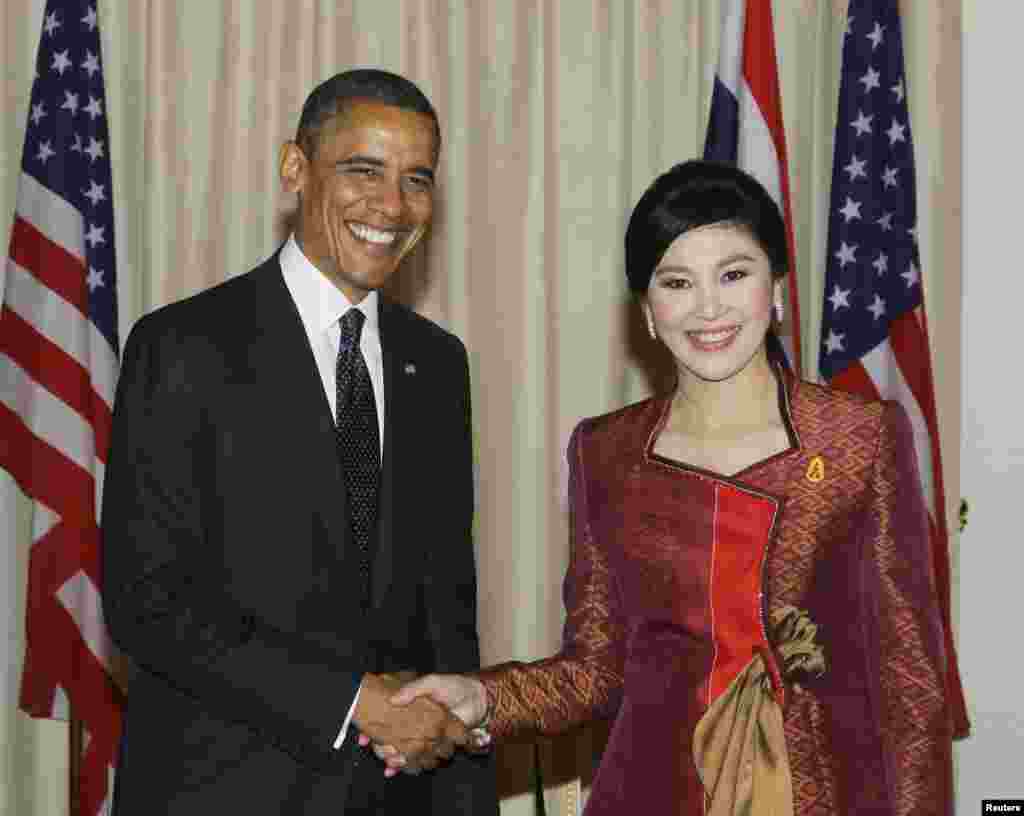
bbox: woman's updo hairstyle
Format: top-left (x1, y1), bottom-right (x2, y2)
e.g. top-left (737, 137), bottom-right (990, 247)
top-left (624, 159), bottom-right (788, 294)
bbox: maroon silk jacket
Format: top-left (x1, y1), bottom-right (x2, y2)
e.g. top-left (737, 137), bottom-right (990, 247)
top-left (479, 372), bottom-right (953, 815)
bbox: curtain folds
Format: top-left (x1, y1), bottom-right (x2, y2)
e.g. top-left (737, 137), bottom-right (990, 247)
top-left (1, 2), bottom-right (960, 814)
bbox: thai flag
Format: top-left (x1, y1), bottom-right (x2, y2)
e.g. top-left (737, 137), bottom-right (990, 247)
top-left (704, 0), bottom-right (802, 373)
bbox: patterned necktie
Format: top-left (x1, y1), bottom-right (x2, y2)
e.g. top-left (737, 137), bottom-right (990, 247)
top-left (335, 308), bottom-right (380, 608)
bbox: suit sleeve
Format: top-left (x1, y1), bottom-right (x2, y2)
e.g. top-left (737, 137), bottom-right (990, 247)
top-left (101, 316), bottom-right (361, 771)
top-left (868, 401), bottom-right (953, 814)
top-left (421, 338), bottom-right (498, 814)
top-left (476, 421), bottom-right (626, 740)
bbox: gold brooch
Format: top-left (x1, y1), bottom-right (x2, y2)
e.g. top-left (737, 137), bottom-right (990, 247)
top-left (805, 456), bottom-right (825, 483)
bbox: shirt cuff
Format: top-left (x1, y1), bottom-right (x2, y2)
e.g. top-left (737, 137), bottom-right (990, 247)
top-left (332, 681), bottom-right (363, 749)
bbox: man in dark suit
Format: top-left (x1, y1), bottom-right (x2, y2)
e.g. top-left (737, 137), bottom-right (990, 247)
top-left (101, 69), bottom-right (496, 815)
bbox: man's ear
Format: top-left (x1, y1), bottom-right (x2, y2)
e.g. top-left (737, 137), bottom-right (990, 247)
top-left (279, 141), bottom-right (307, 195)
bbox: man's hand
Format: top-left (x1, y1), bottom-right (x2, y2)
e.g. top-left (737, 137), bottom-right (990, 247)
top-left (352, 673), bottom-right (468, 774)
top-left (360, 673), bottom-right (490, 776)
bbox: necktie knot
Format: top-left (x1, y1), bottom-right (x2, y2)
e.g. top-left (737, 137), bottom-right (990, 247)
top-left (339, 308), bottom-right (366, 352)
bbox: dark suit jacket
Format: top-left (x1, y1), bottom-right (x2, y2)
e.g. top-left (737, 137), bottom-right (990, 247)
top-left (101, 253), bottom-right (496, 815)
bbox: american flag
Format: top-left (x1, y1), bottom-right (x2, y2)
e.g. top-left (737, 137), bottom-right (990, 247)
top-left (819, 0), bottom-right (968, 738)
top-left (704, 0), bottom-right (802, 372)
top-left (0, 1), bottom-right (124, 812)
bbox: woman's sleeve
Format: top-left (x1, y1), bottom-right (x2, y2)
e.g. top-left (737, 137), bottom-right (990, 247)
top-left (476, 422), bottom-right (626, 740)
top-left (869, 401), bottom-right (954, 814)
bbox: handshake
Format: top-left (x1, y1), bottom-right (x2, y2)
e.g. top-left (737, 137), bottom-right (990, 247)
top-left (351, 672), bottom-right (491, 776)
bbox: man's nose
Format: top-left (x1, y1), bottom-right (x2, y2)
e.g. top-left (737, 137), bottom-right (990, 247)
top-left (370, 176), bottom-right (404, 216)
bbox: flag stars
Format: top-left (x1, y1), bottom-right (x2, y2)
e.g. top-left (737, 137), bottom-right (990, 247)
top-left (84, 180), bottom-right (106, 206)
top-left (876, 212), bottom-right (894, 232)
top-left (891, 78), bottom-right (905, 103)
top-left (829, 285), bottom-right (852, 311)
top-left (70, 133), bottom-right (83, 153)
top-left (86, 267), bottom-right (106, 292)
top-left (850, 110), bottom-right (874, 137)
top-left (84, 96), bottom-right (103, 120)
top-left (825, 330), bottom-right (845, 355)
top-left (82, 51), bottom-right (100, 78)
top-left (43, 11), bottom-right (61, 37)
top-left (61, 90), bottom-right (80, 115)
top-left (882, 166), bottom-right (900, 189)
top-left (844, 154), bottom-right (867, 182)
top-left (867, 21), bottom-right (884, 50)
top-left (30, 102), bottom-right (47, 126)
top-left (36, 141), bottom-right (56, 164)
top-left (902, 262), bottom-right (920, 288)
top-left (872, 252), bottom-right (889, 275)
top-left (51, 50), bottom-right (73, 76)
top-left (886, 119), bottom-right (907, 145)
top-left (82, 6), bottom-right (98, 31)
top-left (868, 294), bottom-right (886, 321)
top-left (908, 224), bottom-right (918, 243)
top-left (835, 241), bottom-right (858, 268)
top-left (839, 196), bottom-right (862, 223)
top-left (85, 224), bottom-right (106, 249)
top-left (84, 137), bottom-right (104, 162)
top-left (859, 66), bottom-right (881, 93)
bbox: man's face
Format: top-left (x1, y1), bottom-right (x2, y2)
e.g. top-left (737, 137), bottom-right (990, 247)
top-left (281, 100), bottom-right (438, 302)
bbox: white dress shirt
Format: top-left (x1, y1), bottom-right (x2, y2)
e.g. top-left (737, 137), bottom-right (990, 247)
top-left (279, 234), bottom-right (382, 748)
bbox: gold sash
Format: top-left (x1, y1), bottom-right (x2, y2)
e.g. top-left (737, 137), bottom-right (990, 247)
top-left (693, 606), bottom-right (826, 816)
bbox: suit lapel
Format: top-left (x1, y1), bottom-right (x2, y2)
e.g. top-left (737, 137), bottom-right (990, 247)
top-left (372, 298), bottom-right (415, 607)
top-left (246, 258), bottom-right (350, 545)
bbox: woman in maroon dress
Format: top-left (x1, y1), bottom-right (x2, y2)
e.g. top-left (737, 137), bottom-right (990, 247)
top-left (376, 160), bottom-right (954, 814)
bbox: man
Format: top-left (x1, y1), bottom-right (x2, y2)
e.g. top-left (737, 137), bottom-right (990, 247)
top-left (102, 69), bottom-right (496, 815)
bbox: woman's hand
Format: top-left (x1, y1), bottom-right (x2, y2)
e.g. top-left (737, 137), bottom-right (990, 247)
top-left (359, 673), bottom-right (490, 776)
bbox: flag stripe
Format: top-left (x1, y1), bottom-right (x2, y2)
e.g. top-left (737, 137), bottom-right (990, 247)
top-left (4, 257), bottom-right (117, 408)
top-left (15, 171), bottom-right (86, 264)
top-left (0, 354), bottom-right (101, 475)
top-left (57, 570), bottom-right (115, 675)
top-left (9, 217), bottom-right (88, 315)
top-left (858, 335), bottom-right (936, 516)
top-left (0, 403), bottom-right (97, 526)
top-left (0, 307), bottom-right (113, 456)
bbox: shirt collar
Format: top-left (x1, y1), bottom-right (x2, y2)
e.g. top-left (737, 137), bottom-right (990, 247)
top-left (280, 234), bottom-right (380, 338)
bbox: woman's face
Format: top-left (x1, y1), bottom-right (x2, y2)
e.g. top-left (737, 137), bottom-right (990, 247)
top-left (644, 223), bottom-right (781, 384)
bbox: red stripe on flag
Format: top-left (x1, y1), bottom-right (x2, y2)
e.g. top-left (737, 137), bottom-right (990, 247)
top-left (0, 307), bottom-right (112, 457)
top-left (828, 359), bottom-right (881, 402)
top-left (0, 401), bottom-right (96, 524)
top-left (741, 0), bottom-right (802, 373)
top-left (9, 217), bottom-right (89, 315)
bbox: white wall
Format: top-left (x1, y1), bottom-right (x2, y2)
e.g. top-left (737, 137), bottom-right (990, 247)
top-left (956, 2), bottom-right (1024, 809)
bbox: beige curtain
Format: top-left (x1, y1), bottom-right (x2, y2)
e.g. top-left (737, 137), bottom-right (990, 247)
top-left (0, 2), bottom-right (961, 814)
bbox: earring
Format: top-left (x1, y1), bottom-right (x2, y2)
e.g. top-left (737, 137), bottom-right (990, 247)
top-left (646, 314), bottom-right (657, 341)
top-left (774, 301), bottom-right (784, 323)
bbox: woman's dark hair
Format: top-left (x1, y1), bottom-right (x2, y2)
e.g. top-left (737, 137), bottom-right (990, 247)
top-left (624, 159), bottom-right (788, 293)
top-left (295, 68), bottom-right (440, 159)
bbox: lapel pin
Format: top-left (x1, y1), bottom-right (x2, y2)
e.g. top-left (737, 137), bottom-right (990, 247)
top-left (404, 363), bottom-right (417, 375)
top-left (805, 455), bottom-right (826, 484)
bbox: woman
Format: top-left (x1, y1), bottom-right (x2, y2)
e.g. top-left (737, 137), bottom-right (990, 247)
top-left (375, 160), bottom-right (954, 814)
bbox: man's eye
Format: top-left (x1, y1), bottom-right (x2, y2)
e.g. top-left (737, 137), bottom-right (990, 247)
top-left (346, 166), bottom-right (379, 178)
top-left (404, 175), bottom-right (433, 192)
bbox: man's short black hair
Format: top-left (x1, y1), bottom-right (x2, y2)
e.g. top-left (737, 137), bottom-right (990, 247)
top-left (295, 68), bottom-right (441, 159)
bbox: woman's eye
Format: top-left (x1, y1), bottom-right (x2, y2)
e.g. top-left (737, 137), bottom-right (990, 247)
top-left (722, 268), bottom-right (748, 283)
top-left (661, 277), bottom-right (691, 290)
